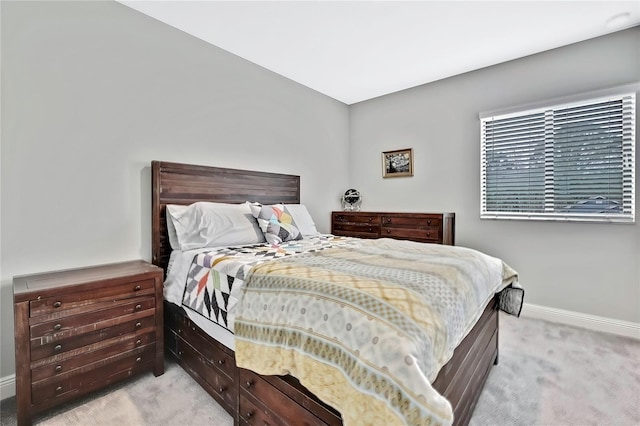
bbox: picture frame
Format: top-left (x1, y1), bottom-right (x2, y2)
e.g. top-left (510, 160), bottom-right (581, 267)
top-left (382, 148), bottom-right (413, 178)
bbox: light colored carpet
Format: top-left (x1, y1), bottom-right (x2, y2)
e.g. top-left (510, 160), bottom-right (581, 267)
top-left (1, 360), bottom-right (233, 426)
top-left (38, 389), bottom-right (146, 426)
top-left (1, 314), bottom-right (639, 425)
top-left (470, 314), bottom-right (640, 426)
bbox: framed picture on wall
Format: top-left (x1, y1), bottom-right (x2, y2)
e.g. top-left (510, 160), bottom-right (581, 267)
top-left (382, 148), bottom-right (413, 178)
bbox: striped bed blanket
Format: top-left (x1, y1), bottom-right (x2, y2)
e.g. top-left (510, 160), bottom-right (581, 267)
top-left (234, 237), bottom-right (522, 426)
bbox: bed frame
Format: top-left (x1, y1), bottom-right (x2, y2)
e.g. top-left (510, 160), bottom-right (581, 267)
top-left (151, 160), bottom-right (499, 426)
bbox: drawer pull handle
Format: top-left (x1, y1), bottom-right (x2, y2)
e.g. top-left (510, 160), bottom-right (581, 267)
top-left (219, 387), bottom-right (225, 393)
top-left (135, 322), bottom-right (142, 329)
top-left (55, 386), bottom-right (63, 393)
top-left (55, 365), bottom-right (63, 373)
top-left (135, 304), bottom-right (142, 311)
top-left (53, 323), bottom-right (62, 331)
top-left (387, 218), bottom-right (391, 223)
top-left (427, 220), bottom-right (432, 225)
top-left (136, 339), bottom-right (142, 346)
top-left (136, 357), bottom-right (142, 363)
top-left (178, 351), bottom-right (183, 356)
top-left (246, 411), bottom-right (253, 419)
top-left (217, 359), bottom-right (225, 365)
top-left (54, 344), bottom-right (62, 352)
top-left (246, 380), bottom-right (253, 388)
top-left (53, 301), bottom-right (62, 308)
top-left (134, 285), bottom-right (141, 291)
top-left (386, 229), bottom-right (391, 234)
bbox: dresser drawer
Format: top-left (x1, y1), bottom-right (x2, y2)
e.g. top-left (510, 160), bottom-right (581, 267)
top-left (381, 215), bottom-right (441, 228)
top-left (240, 392), bottom-right (302, 426)
top-left (30, 314), bottom-right (156, 361)
top-left (381, 226), bottom-right (440, 242)
top-left (240, 369), bottom-right (325, 426)
top-left (176, 321), bottom-right (236, 378)
top-left (332, 213), bottom-right (379, 224)
top-left (239, 392), bottom-right (276, 425)
top-left (31, 331), bottom-right (155, 382)
top-left (30, 296), bottom-right (155, 339)
top-left (332, 224), bottom-right (379, 238)
top-left (31, 345), bottom-right (156, 405)
top-left (29, 278), bottom-right (155, 319)
top-left (176, 338), bottom-right (236, 410)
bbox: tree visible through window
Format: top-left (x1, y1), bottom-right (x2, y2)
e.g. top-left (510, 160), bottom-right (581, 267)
top-left (480, 91), bottom-right (635, 222)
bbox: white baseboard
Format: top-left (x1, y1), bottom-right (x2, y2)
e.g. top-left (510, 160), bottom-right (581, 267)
top-left (1, 374), bottom-right (15, 400)
top-left (521, 302), bottom-right (640, 340)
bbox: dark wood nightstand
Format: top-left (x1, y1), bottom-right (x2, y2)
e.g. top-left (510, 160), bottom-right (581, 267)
top-left (331, 211), bottom-right (455, 245)
top-left (13, 260), bottom-right (164, 425)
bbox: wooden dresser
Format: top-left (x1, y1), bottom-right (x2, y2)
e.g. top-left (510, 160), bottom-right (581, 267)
top-left (13, 260), bottom-right (164, 425)
top-left (332, 211), bottom-right (455, 245)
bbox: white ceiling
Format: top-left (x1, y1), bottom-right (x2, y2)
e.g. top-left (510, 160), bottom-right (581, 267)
top-left (119, 1), bottom-right (640, 105)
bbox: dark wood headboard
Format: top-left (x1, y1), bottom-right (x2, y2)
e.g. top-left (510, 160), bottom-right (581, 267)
top-left (151, 161), bottom-right (301, 272)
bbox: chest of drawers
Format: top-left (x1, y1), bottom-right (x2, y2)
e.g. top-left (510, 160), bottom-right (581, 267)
top-left (331, 211), bottom-right (455, 245)
top-left (13, 260), bottom-right (164, 425)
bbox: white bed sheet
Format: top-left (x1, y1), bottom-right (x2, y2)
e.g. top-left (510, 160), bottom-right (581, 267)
top-left (165, 247), bottom-right (238, 349)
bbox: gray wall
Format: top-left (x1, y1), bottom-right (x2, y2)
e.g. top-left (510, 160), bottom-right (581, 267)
top-left (349, 27), bottom-right (640, 324)
top-left (0, 1), bottom-right (349, 381)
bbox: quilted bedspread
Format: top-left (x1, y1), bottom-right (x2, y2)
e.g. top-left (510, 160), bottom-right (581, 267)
top-left (234, 237), bottom-right (522, 426)
top-left (181, 237), bottom-right (339, 332)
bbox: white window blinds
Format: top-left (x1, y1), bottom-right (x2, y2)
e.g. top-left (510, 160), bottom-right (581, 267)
top-left (480, 91), bottom-right (635, 222)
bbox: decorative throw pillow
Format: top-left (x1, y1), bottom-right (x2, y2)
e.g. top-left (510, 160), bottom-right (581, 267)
top-left (251, 203), bottom-right (303, 244)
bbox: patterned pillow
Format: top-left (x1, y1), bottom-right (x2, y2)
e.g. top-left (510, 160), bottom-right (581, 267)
top-left (251, 203), bottom-right (303, 244)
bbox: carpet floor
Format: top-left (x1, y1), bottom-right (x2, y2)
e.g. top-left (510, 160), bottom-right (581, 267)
top-left (1, 313), bottom-right (639, 426)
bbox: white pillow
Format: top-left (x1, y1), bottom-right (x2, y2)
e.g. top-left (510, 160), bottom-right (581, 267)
top-left (166, 204), bottom-right (187, 250)
top-left (284, 204), bottom-right (320, 237)
top-left (166, 202), bottom-right (265, 250)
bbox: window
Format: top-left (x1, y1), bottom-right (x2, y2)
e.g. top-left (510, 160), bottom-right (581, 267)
top-left (480, 88), bottom-right (636, 223)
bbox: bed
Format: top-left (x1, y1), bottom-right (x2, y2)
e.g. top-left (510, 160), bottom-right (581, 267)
top-left (151, 160), bottom-right (522, 426)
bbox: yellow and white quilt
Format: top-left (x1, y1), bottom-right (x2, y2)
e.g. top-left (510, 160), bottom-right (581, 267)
top-left (234, 237), bottom-right (521, 426)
